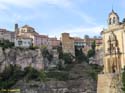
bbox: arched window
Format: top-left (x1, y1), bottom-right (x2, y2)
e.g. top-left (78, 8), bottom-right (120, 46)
top-left (113, 17), bottom-right (115, 24)
top-left (109, 18), bottom-right (112, 25)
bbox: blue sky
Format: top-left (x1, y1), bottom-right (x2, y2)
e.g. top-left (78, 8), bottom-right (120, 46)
top-left (0, 0), bottom-right (124, 38)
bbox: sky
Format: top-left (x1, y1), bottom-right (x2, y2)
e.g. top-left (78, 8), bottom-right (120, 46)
top-left (0, 0), bottom-right (124, 38)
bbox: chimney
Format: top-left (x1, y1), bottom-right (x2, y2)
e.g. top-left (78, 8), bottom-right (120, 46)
top-left (15, 23), bottom-right (18, 39)
top-left (15, 23), bottom-right (18, 31)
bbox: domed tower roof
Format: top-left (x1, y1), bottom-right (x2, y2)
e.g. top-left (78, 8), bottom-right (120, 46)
top-left (108, 9), bottom-right (119, 25)
top-left (109, 9), bottom-right (119, 18)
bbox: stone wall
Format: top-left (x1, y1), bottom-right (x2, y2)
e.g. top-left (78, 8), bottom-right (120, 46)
top-left (97, 73), bottom-right (123, 93)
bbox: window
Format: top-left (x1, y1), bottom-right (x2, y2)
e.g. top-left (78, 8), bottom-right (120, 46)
top-left (28, 41), bottom-right (31, 45)
top-left (113, 17), bottom-right (115, 24)
top-left (109, 18), bottom-right (112, 25)
top-left (18, 40), bottom-right (22, 45)
top-left (24, 41), bottom-right (27, 44)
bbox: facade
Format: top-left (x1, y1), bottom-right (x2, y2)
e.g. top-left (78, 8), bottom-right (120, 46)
top-left (16, 25), bottom-right (40, 46)
top-left (0, 29), bottom-right (15, 42)
top-left (48, 37), bottom-right (60, 48)
top-left (33, 34), bottom-right (42, 47)
top-left (95, 38), bottom-right (103, 50)
top-left (61, 33), bottom-right (75, 56)
top-left (15, 36), bottom-right (32, 47)
top-left (74, 37), bottom-right (86, 47)
top-left (61, 33), bottom-right (102, 56)
top-left (97, 10), bottom-right (124, 93)
top-left (40, 35), bottom-right (48, 47)
top-left (102, 10), bottom-right (125, 73)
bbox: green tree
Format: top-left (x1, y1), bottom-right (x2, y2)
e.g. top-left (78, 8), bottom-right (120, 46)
top-left (0, 40), bottom-right (14, 48)
top-left (87, 40), bottom-right (96, 58)
top-left (57, 46), bottom-right (63, 59)
top-left (87, 49), bottom-right (94, 58)
top-left (122, 18), bottom-right (125, 23)
top-left (84, 35), bottom-right (89, 39)
top-left (0, 64), bottom-right (23, 89)
top-left (75, 47), bottom-right (87, 63)
top-left (57, 60), bottom-right (64, 70)
top-left (24, 66), bottom-right (39, 81)
top-left (91, 40), bottom-right (96, 51)
top-left (63, 53), bottom-right (73, 64)
top-left (39, 70), bottom-right (47, 82)
top-left (42, 48), bottom-right (53, 61)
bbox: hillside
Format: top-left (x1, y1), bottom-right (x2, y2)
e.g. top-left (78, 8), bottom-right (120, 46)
top-left (11, 63), bottom-right (102, 93)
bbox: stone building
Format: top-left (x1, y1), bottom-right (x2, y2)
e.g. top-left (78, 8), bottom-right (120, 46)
top-left (40, 35), bottom-right (49, 47)
top-left (48, 37), bottom-right (60, 49)
top-left (16, 24), bottom-right (41, 47)
top-left (74, 37), bottom-right (86, 48)
top-left (0, 29), bottom-right (15, 42)
top-left (102, 10), bottom-right (125, 73)
top-left (97, 10), bottom-right (124, 93)
top-left (61, 33), bottom-right (75, 56)
top-left (15, 36), bottom-right (32, 48)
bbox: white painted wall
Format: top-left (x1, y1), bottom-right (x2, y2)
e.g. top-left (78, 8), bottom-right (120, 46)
top-left (15, 38), bottom-right (32, 48)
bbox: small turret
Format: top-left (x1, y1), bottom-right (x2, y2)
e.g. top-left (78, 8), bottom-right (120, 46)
top-left (108, 9), bottom-right (119, 26)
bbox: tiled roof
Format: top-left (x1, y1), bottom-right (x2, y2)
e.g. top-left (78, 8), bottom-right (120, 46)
top-left (40, 35), bottom-right (48, 38)
top-left (22, 25), bottom-right (34, 29)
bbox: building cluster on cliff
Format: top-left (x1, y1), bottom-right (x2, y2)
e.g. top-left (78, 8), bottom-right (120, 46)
top-left (0, 24), bottom-right (102, 58)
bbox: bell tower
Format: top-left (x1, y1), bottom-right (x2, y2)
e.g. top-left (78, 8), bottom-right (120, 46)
top-left (108, 9), bottom-right (119, 26)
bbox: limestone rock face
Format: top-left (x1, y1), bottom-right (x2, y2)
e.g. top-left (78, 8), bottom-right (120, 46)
top-left (0, 48), bottom-right (44, 72)
top-left (13, 63), bottom-right (97, 93)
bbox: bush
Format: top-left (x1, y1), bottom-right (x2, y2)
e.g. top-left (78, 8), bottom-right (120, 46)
top-left (0, 65), bottom-right (48, 88)
top-left (88, 64), bottom-right (103, 80)
top-left (46, 71), bottom-right (69, 81)
top-left (29, 46), bottom-right (39, 50)
top-left (87, 40), bottom-right (96, 58)
top-left (75, 47), bottom-right (88, 63)
top-left (24, 66), bottom-right (39, 81)
top-left (0, 40), bottom-right (14, 48)
top-left (0, 64), bottom-right (24, 88)
top-left (87, 49), bottom-right (95, 58)
top-left (39, 70), bottom-right (47, 82)
top-left (42, 48), bottom-right (53, 61)
top-left (63, 53), bottom-right (73, 64)
top-left (57, 46), bottom-right (63, 59)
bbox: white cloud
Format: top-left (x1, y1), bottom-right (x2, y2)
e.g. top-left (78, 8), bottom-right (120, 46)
top-left (0, 0), bottom-right (72, 8)
top-left (0, 0), bottom-right (94, 25)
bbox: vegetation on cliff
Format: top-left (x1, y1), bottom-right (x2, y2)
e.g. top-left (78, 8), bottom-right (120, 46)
top-left (87, 40), bottom-right (96, 58)
top-left (0, 40), bottom-right (14, 49)
top-left (0, 65), bottom-right (47, 89)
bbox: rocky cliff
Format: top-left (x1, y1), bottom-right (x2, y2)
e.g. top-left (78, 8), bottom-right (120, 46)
top-left (0, 48), bottom-right (44, 72)
top-left (0, 48), bottom-right (99, 93)
top-left (12, 63), bottom-right (98, 93)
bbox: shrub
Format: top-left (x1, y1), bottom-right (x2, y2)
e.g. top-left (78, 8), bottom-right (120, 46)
top-left (0, 64), bottom-right (24, 88)
top-left (57, 46), bottom-right (63, 59)
top-left (75, 47), bottom-right (88, 63)
top-left (46, 71), bottom-right (69, 81)
top-left (0, 40), bottom-right (14, 48)
top-left (63, 53), bottom-right (73, 64)
top-left (39, 70), bottom-right (47, 82)
top-left (29, 46), bottom-right (39, 50)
